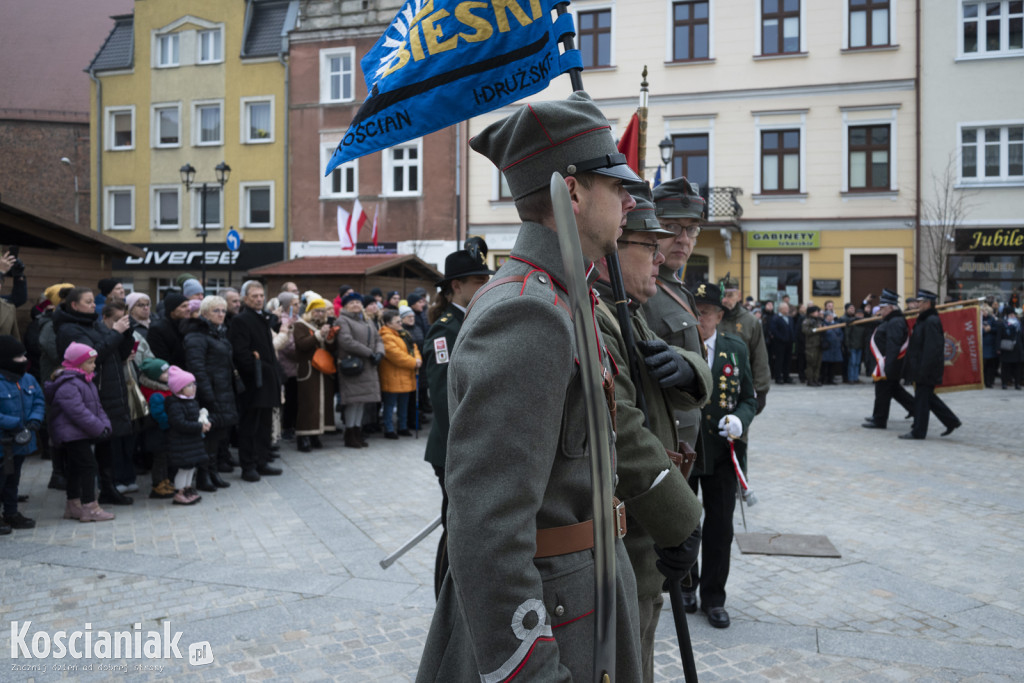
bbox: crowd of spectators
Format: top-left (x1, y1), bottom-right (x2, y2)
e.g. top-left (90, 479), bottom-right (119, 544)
top-left (0, 257), bottom-right (436, 531)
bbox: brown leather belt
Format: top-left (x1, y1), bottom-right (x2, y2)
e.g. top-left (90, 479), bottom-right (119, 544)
top-left (534, 498), bottom-right (627, 558)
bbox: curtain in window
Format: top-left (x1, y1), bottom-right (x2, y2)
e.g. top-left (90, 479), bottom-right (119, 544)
top-left (249, 103), bottom-right (271, 139)
top-left (201, 106), bottom-right (220, 143)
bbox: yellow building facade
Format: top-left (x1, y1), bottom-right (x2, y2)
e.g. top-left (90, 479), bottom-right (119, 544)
top-left (89, 0), bottom-right (294, 295)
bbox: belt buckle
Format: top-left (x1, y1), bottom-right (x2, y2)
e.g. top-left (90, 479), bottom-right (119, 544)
top-left (612, 499), bottom-right (627, 539)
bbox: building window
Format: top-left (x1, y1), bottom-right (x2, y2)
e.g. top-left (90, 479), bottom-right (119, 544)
top-left (320, 47), bottom-right (355, 103)
top-left (848, 124), bottom-right (890, 190)
top-left (670, 134), bottom-right (710, 190)
top-left (499, 172), bottom-right (514, 201)
top-left (849, 0), bottom-right (890, 48)
top-left (384, 139), bottom-right (422, 196)
top-left (762, 0), bottom-right (801, 55)
top-left (322, 144), bottom-right (358, 197)
top-left (198, 29), bottom-right (223, 63)
top-left (761, 129), bottom-right (800, 193)
top-left (157, 33), bottom-right (179, 67)
top-left (106, 187), bottom-right (134, 230)
top-left (757, 254), bottom-right (803, 303)
top-left (193, 186), bottom-right (222, 229)
top-left (672, 1), bottom-right (710, 61)
top-left (241, 183), bottom-right (274, 228)
top-left (579, 9), bottom-right (612, 68)
top-left (153, 105), bottom-right (180, 147)
top-left (153, 187), bottom-right (179, 229)
top-left (962, 1), bottom-right (1024, 56)
top-left (193, 101), bottom-right (223, 146)
top-left (107, 107), bottom-right (134, 150)
top-left (242, 97), bottom-right (274, 143)
top-left (961, 124), bottom-right (1024, 182)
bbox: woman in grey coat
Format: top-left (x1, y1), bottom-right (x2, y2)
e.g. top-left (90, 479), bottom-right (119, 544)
top-left (334, 292), bottom-right (383, 448)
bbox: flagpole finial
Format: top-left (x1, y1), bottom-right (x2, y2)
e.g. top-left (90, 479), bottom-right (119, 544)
top-left (641, 65), bottom-right (648, 91)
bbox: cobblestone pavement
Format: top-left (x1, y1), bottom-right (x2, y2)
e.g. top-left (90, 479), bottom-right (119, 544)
top-left (2, 384), bottom-right (1022, 682)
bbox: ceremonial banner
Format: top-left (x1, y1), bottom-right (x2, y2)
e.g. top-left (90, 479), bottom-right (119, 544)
top-left (325, 0), bottom-right (581, 176)
top-left (906, 303), bottom-right (983, 393)
top-left (616, 112), bottom-right (640, 174)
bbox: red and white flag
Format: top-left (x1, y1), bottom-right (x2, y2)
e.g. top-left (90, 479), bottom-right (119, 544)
top-left (337, 205), bottom-right (354, 250)
top-left (371, 206), bottom-right (379, 246)
top-left (350, 198), bottom-right (369, 240)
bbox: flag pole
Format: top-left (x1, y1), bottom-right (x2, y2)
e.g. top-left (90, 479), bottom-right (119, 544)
top-left (638, 66), bottom-right (649, 180)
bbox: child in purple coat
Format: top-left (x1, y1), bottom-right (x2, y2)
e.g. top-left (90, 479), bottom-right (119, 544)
top-left (45, 342), bottom-right (114, 522)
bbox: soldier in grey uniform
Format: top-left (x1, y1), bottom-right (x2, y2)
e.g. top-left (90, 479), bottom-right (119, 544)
top-left (718, 273), bottom-right (771, 414)
top-left (416, 93), bottom-right (645, 683)
top-left (594, 181), bottom-right (709, 682)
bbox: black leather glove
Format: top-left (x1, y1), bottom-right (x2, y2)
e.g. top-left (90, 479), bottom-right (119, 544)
top-left (26, 420), bottom-right (42, 431)
top-left (636, 338), bottom-right (695, 389)
top-left (8, 259), bottom-right (25, 278)
top-left (756, 392), bottom-right (767, 415)
top-left (656, 525), bottom-right (701, 589)
top-left (371, 352), bottom-right (384, 366)
top-left (99, 427), bottom-right (111, 439)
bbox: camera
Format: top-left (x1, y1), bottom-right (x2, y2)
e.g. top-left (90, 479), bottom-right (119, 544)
top-left (6, 246), bottom-right (25, 278)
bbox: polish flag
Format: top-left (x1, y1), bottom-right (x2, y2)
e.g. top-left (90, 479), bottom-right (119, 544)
top-left (371, 206), bottom-right (379, 246)
top-left (337, 205), bottom-right (354, 250)
top-left (350, 198), bottom-right (369, 240)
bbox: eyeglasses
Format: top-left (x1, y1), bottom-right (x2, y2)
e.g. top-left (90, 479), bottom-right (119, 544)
top-left (663, 223), bottom-right (702, 238)
top-left (617, 240), bottom-right (661, 258)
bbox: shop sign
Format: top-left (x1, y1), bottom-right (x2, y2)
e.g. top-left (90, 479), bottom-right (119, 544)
top-left (746, 231), bottom-right (820, 249)
top-left (114, 242), bottom-right (284, 271)
top-left (954, 227), bottom-right (1024, 252)
top-left (356, 242), bottom-right (398, 255)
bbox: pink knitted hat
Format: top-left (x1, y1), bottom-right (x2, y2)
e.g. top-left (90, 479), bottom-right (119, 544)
top-left (63, 342), bottom-right (97, 367)
top-left (167, 366), bottom-right (196, 395)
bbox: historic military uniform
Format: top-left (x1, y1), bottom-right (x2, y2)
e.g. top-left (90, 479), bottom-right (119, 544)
top-left (422, 247), bottom-right (494, 597)
top-left (595, 182), bottom-right (709, 682)
top-left (690, 283), bottom-right (758, 626)
top-left (802, 306), bottom-right (824, 386)
top-left (417, 94), bottom-right (644, 683)
top-left (717, 274), bottom-right (771, 413)
top-left (863, 289), bottom-right (914, 429)
top-left (900, 289), bottom-right (961, 439)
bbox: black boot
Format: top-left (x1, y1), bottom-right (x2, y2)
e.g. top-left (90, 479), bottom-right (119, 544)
top-left (98, 473), bottom-right (133, 505)
top-left (309, 435), bottom-right (323, 449)
top-left (209, 469), bottom-right (231, 488)
top-left (297, 436), bottom-right (312, 452)
top-left (355, 426), bottom-right (369, 447)
top-left (48, 445), bottom-right (68, 490)
top-left (195, 467), bottom-right (217, 492)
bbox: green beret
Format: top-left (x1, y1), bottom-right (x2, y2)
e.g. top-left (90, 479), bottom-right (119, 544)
top-left (470, 92), bottom-right (641, 201)
top-left (653, 176), bottom-right (706, 220)
top-left (624, 180), bottom-right (673, 235)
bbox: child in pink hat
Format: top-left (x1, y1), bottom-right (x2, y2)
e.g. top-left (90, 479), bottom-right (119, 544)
top-left (44, 342), bottom-right (114, 522)
top-left (164, 366), bottom-right (211, 505)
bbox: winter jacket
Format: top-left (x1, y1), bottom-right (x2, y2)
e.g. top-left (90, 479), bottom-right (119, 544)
top-left (0, 371), bottom-right (46, 456)
top-left (228, 306), bottom-right (282, 409)
top-left (335, 311), bottom-right (384, 405)
top-left (147, 315), bottom-right (188, 369)
top-left (36, 312), bottom-right (60, 382)
top-left (44, 371), bottom-right (111, 445)
top-left (998, 318), bottom-right (1023, 363)
top-left (164, 395), bottom-right (208, 469)
top-left (22, 309), bottom-right (47, 382)
top-left (182, 316), bottom-right (239, 429)
top-left (140, 381), bottom-right (172, 453)
top-left (905, 306), bottom-right (947, 386)
top-left (822, 325), bottom-right (845, 362)
top-left (53, 303), bottom-right (134, 437)
top-left (379, 325), bottom-right (421, 393)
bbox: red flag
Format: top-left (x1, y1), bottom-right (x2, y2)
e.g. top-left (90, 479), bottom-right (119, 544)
top-left (371, 206), bottom-right (379, 246)
top-left (350, 199), bottom-right (368, 239)
top-left (906, 303), bottom-right (984, 392)
top-left (616, 113), bottom-right (640, 174)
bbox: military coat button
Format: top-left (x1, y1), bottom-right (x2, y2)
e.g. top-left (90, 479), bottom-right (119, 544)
top-left (537, 275), bottom-right (548, 285)
top-left (554, 605), bottom-right (565, 617)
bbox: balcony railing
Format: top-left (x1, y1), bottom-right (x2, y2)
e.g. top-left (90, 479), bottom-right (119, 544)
top-left (701, 186), bottom-right (744, 220)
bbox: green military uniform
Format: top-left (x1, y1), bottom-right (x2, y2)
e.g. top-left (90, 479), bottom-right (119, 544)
top-left (718, 302), bottom-right (771, 413)
top-left (641, 265), bottom-right (705, 463)
top-left (422, 305), bottom-right (463, 475)
top-left (802, 313), bottom-right (823, 385)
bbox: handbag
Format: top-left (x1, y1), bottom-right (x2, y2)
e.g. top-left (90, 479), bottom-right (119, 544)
top-left (313, 347), bottom-right (337, 375)
top-left (125, 364), bottom-right (149, 421)
top-left (1000, 337), bottom-right (1017, 352)
top-left (232, 368), bottom-right (246, 394)
top-left (339, 356), bottom-right (364, 377)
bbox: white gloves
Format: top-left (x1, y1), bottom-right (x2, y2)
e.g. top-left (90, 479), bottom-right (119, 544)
top-left (718, 414), bottom-right (743, 439)
top-left (198, 407), bottom-right (211, 426)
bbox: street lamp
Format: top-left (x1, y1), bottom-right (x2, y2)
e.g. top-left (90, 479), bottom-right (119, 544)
top-left (60, 157), bottom-right (80, 224)
top-left (180, 161), bottom-right (230, 288)
top-left (658, 137), bottom-right (674, 178)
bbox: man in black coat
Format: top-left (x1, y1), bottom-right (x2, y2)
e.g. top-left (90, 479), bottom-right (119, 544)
top-left (768, 301), bottom-right (795, 383)
top-left (899, 290), bottom-right (961, 439)
top-left (147, 292), bottom-right (191, 369)
top-left (863, 289), bottom-right (915, 430)
top-left (228, 280), bottom-right (282, 481)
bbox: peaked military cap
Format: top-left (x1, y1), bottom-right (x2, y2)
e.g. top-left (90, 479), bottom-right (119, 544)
top-left (718, 271), bottom-right (740, 291)
top-left (436, 249), bottom-right (495, 287)
top-left (916, 289), bottom-right (938, 302)
top-left (624, 180), bottom-right (673, 234)
top-left (879, 288), bottom-right (900, 306)
top-left (653, 176), bottom-right (706, 220)
top-left (693, 281), bottom-right (726, 310)
top-left (470, 92), bottom-right (642, 201)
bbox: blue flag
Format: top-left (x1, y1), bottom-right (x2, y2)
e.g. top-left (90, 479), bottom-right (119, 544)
top-left (324, 0), bottom-right (581, 176)
top-left (653, 166), bottom-right (662, 188)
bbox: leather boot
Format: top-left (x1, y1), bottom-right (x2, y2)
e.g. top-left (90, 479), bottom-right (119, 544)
top-left (344, 428), bottom-right (360, 448)
top-left (309, 435), bottom-right (323, 449)
top-left (297, 436), bottom-right (312, 452)
top-left (79, 501), bottom-right (115, 522)
top-left (355, 427), bottom-right (369, 447)
top-left (63, 498), bottom-right (82, 520)
top-left (209, 469), bottom-right (231, 488)
top-left (195, 467), bottom-right (217, 492)
top-left (98, 473), bottom-right (133, 505)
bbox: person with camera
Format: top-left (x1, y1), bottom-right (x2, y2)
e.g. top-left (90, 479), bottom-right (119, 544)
top-left (0, 249), bottom-right (28, 337)
top-left (0, 335), bottom-right (45, 533)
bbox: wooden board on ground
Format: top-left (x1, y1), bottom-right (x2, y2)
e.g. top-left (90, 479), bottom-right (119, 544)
top-left (735, 533), bottom-right (841, 558)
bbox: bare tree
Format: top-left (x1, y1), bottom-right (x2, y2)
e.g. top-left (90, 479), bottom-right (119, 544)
top-left (919, 153), bottom-right (976, 299)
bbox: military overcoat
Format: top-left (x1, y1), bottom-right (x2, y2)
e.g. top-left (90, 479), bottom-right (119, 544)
top-left (697, 331), bottom-right (758, 476)
top-left (422, 305), bottom-right (464, 471)
top-left (416, 222), bottom-right (643, 683)
top-left (870, 310), bottom-right (909, 380)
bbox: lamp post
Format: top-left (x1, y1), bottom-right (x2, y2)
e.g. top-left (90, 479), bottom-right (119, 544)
top-left (60, 157), bottom-right (80, 224)
top-left (658, 137), bottom-right (674, 179)
top-left (180, 161), bottom-right (230, 288)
